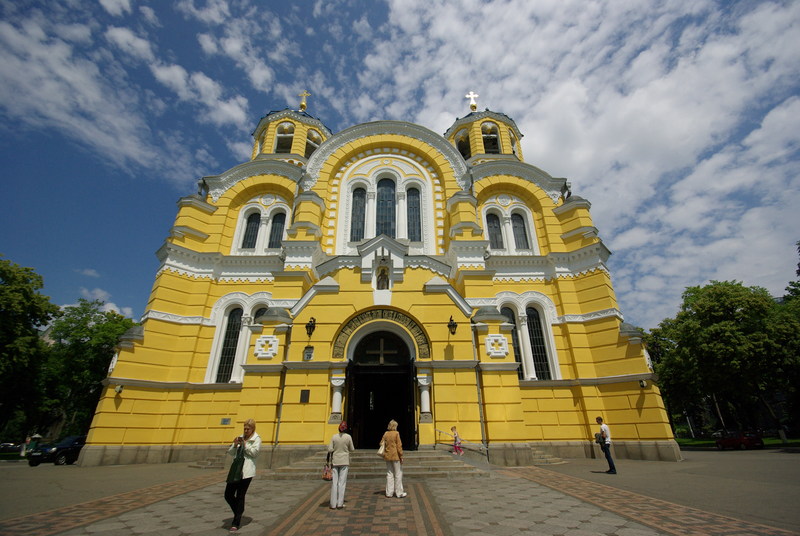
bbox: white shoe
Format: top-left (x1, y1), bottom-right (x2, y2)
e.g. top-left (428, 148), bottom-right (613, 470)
top-left (398, 492), bottom-right (407, 498)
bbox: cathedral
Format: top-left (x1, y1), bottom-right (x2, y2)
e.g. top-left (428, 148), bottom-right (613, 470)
top-left (81, 93), bottom-right (679, 467)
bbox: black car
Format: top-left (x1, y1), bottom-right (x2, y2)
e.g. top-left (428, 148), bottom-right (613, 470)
top-left (27, 435), bottom-right (86, 466)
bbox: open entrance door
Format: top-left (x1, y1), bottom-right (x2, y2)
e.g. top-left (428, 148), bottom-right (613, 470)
top-left (345, 331), bottom-right (416, 450)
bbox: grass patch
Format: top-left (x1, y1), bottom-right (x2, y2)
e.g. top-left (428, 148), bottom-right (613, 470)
top-left (675, 437), bottom-right (800, 449)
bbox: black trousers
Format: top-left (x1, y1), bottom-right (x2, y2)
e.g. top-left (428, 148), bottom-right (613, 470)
top-left (224, 477), bottom-right (252, 526)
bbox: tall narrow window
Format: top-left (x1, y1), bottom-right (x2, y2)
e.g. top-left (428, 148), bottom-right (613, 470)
top-left (526, 307), bottom-right (551, 380)
top-left (376, 178), bottom-right (396, 238)
top-left (350, 188), bottom-right (366, 242)
top-left (486, 213), bottom-right (504, 249)
top-left (511, 213), bottom-right (530, 249)
top-left (241, 213), bottom-right (260, 248)
top-left (509, 130), bottom-right (518, 156)
top-left (501, 307), bottom-right (524, 379)
top-left (482, 122), bottom-right (500, 154)
top-left (275, 122), bottom-right (295, 153)
top-left (305, 129), bottom-right (321, 158)
top-left (267, 212), bottom-right (286, 248)
top-left (407, 188), bottom-right (421, 242)
top-left (456, 129), bottom-right (471, 159)
top-left (216, 307), bottom-right (243, 383)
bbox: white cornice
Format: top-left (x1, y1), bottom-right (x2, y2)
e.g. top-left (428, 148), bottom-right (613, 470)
top-left (103, 377), bottom-right (242, 391)
top-left (471, 161), bottom-right (568, 203)
top-left (156, 242), bottom-right (284, 282)
top-left (202, 160), bottom-right (304, 202)
top-left (519, 372), bottom-right (654, 388)
top-left (305, 121), bottom-right (468, 189)
top-left (178, 195), bottom-right (217, 214)
top-left (423, 276), bottom-right (472, 316)
top-left (484, 242), bottom-right (610, 281)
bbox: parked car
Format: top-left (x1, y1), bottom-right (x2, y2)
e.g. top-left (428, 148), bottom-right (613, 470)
top-left (715, 430), bottom-right (764, 450)
top-left (0, 442), bottom-right (21, 453)
top-left (26, 435), bottom-right (86, 466)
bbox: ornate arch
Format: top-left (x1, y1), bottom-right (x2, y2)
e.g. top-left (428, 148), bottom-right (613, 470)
top-left (332, 309), bottom-right (430, 360)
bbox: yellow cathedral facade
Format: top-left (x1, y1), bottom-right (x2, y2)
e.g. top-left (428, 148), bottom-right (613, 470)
top-left (81, 94), bottom-right (680, 467)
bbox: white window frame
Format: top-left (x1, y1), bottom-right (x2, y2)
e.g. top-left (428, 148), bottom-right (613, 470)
top-left (481, 199), bottom-right (539, 255)
top-left (497, 292), bottom-right (561, 381)
top-left (231, 200), bottom-right (291, 255)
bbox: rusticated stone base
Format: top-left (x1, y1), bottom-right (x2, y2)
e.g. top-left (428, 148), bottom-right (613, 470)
top-left (78, 439), bottom-right (682, 468)
top-left (78, 443), bottom-right (324, 469)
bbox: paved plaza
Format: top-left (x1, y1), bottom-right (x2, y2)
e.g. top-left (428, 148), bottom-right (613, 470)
top-left (0, 449), bottom-right (798, 536)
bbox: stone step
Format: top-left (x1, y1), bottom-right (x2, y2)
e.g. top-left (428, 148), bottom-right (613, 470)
top-left (265, 449), bottom-right (490, 480)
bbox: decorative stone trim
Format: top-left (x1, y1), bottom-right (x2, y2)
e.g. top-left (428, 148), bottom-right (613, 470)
top-left (553, 197), bottom-right (591, 214)
top-left (102, 377), bottom-right (242, 391)
top-left (202, 160), bottom-right (304, 202)
top-left (478, 362), bottom-right (521, 371)
top-left (254, 335), bottom-right (279, 359)
top-left (519, 372), bottom-right (655, 388)
top-left (178, 195), bottom-right (217, 214)
top-left (471, 160), bottom-right (568, 203)
top-left (485, 334), bottom-right (509, 357)
top-left (561, 226), bottom-right (599, 240)
top-left (423, 276), bottom-right (472, 316)
top-left (427, 360), bottom-right (478, 369)
top-left (305, 121), bottom-right (468, 189)
top-left (170, 226), bottom-right (209, 241)
top-left (156, 242), bottom-right (284, 282)
top-left (141, 310), bottom-right (215, 326)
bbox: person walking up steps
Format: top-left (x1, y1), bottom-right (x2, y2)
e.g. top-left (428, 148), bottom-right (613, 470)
top-left (596, 416), bottom-right (617, 474)
top-left (381, 419), bottom-right (406, 498)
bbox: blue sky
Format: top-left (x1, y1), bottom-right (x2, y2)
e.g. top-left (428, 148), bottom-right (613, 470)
top-left (1, 0), bottom-right (798, 330)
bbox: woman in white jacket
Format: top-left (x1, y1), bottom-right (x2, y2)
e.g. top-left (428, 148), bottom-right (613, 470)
top-left (327, 421), bottom-right (355, 509)
top-left (225, 419), bottom-right (261, 532)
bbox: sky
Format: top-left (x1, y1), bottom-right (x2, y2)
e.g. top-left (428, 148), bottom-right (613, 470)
top-left (1, 0), bottom-right (798, 330)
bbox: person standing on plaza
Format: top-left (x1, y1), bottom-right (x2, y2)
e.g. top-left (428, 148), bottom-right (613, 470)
top-left (225, 419), bottom-right (261, 531)
top-left (596, 416), bottom-right (616, 474)
top-left (381, 419), bottom-right (407, 498)
top-left (451, 426), bottom-right (463, 456)
top-left (328, 421), bottom-right (355, 509)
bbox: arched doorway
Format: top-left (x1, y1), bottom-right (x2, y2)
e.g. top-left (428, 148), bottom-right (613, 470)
top-left (346, 331), bottom-right (416, 449)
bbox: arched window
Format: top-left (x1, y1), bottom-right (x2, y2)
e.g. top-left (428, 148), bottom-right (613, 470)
top-left (486, 213), bottom-right (504, 249)
top-left (456, 129), bottom-right (471, 160)
top-left (241, 213), bottom-right (260, 249)
top-left (267, 212), bottom-right (286, 248)
top-left (511, 213), bottom-right (530, 249)
top-left (407, 188), bottom-right (421, 242)
top-left (526, 307), bottom-right (551, 380)
top-left (253, 307), bottom-right (268, 321)
top-left (350, 188), bottom-right (366, 242)
top-left (215, 307), bottom-right (243, 383)
top-left (376, 178), bottom-right (396, 238)
top-left (274, 122), bottom-right (295, 153)
top-left (501, 307), bottom-right (524, 379)
top-left (482, 122), bottom-right (500, 154)
top-left (305, 129), bottom-right (321, 158)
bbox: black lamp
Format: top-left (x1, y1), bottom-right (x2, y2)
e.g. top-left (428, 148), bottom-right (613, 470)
top-left (305, 317), bottom-right (316, 338)
top-left (447, 316), bottom-right (457, 335)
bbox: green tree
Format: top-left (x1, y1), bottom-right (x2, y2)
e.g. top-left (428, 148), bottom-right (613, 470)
top-left (653, 281), bottom-right (798, 431)
top-left (784, 240), bottom-right (800, 301)
top-left (0, 256), bottom-right (59, 434)
top-left (42, 299), bottom-right (136, 436)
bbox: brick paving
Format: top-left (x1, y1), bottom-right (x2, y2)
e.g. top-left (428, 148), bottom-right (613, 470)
top-left (504, 467), bottom-right (799, 536)
top-left (0, 465), bottom-right (797, 536)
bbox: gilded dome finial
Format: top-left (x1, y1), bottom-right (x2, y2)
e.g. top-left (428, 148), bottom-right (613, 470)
top-left (298, 90), bottom-right (311, 112)
top-left (465, 91), bottom-right (479, 112)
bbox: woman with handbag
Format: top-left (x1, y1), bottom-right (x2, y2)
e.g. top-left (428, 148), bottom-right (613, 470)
top-left (381, 419), bottom-right (406, 498)
top-left (327, 421), bottom-right (355, 509)
top-left (224, 419), bottom-right (261, 532)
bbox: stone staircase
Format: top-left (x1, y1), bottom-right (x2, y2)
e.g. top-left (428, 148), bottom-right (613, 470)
top-left (264, 449), bottom-right (490, 480)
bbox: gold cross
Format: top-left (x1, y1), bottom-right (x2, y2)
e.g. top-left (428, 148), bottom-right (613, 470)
top-left (299, 90), bottom-right (311, 111)
top-left (465, 91), bottom-right (479, 111)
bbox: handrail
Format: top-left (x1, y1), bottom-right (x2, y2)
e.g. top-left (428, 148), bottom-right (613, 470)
top-left (434, 428), bottom-right (488, 452)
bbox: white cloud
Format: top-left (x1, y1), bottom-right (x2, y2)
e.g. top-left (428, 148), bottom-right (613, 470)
top-left (104, 26), bottom-right (155, 62)
top-left (98, 0), bottom-right (132, 17)
top-left (76, 268), bottom-right (101, 278)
